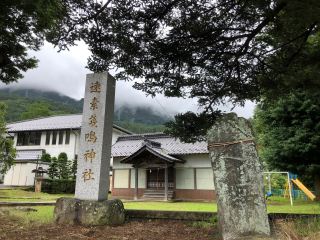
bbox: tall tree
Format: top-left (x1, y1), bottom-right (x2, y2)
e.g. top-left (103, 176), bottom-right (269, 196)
top-left (0, 0), bottom-right (68, 84)
top-left (40, 153), bottom-right (51, 163)
top-left (57, 152), bottom-right (68, 179)
top-left (48, 0), bottom-right (320, 142)
top-left (19, 101), bottom-right (69, 120)
top-left (20, 101), bottom-right (52, 120)
top-left (253, 90), bottom-right (320, 198)
top-left (5, 1), bottom-right (320, 142)
top-left (70, 158), bottom-right (77, 180)
top-left (47, 156), bottom-right (59, 179)
top-left (0, 102), bottom-right (17, 174)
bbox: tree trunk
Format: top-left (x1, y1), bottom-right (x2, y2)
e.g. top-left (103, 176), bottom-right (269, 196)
top-left (313, 173), bottom-right (320, 200)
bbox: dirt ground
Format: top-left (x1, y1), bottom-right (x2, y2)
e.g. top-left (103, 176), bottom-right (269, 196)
top-left (0, 217), bottom-right (216, 240)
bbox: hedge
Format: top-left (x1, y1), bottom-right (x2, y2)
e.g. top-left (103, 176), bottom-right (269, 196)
top-left (41, 179), bottom-right (76, 194)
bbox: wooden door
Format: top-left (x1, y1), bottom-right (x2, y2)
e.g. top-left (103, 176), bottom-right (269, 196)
top-left (147, 168), bottom-right (174, 189)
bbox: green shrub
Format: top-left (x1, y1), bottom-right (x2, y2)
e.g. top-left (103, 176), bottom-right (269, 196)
top-left (41, 179), bottom-right (76, 194)
top-left (209, 215), bottom-right (218, 226)
top-left (40, 153), bottom-right (51, 163)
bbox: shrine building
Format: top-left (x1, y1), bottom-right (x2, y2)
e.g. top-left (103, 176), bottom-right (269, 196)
top-left (111, 133), bottom-right (215, 201)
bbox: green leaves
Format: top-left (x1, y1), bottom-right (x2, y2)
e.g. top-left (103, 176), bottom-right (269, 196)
top-left (254, 90), bottom-right (320, 176)
top-left (19, 101), bottom-right (71, 121)
top-left (0, 102), bottom-right (17, 174)
top-left (0, 0), bottom-right (68, 84)
top-left (164, 110), bottom-right (222, 143)
top-left (20, 101), bottom-right (52, 120)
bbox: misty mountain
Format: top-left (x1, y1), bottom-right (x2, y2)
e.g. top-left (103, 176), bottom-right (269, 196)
top-left (0, 88), bottom-right (172, 127)
top-left (0, 88), bottom-right (84, 111)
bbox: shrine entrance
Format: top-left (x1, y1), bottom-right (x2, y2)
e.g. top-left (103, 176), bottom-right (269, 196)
top-left (119, 139), bottom-right (186, 200)
top-left (147, 168), bottom-right (174, 189)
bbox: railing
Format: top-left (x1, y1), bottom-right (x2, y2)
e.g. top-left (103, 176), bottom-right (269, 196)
top-left (148, 182), bottom-right (174, 188)
top-left (265, 188), bottom-right (316, 201)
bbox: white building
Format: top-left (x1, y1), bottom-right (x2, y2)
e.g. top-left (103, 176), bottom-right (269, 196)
top-left (3, 114), bottom-right (132, 186)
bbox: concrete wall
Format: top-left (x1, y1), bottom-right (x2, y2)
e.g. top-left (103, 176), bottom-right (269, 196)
top-left (13, 130), bottom-right (80, 160)
top-left (13, 128), bottom-right (126, 161)
top-left (4, 162), bottom-right (50, 186)
top-left (175, 154), bottom-right (210, 168)
top-left (113, 157), bottom-right (132, 169)
top-left (176, 168), bottom-right (194, 189)
top-left (196, 168), bottom-right (215, 190)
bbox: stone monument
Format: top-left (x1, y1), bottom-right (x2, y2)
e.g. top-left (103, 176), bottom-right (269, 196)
top-left (207, 113), bottom-right (270, 240)
top-left (53, 72), bottom-right (125, 226)
top-left (32, 166), bottom-right (47, 193)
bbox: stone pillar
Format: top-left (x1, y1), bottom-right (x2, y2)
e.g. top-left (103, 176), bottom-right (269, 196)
top-left (164, 167), bottom-right (168, 201)
top-left (54, 73), bottom-right (125, 226)
top-left (134, 168), bottom-right (138, 200)
top-left (34, 177), bottom-right (45, 193)
top-left (207, 113), bottom-right (270, 240)
top-left (75, 72), bottom-right (115, 201)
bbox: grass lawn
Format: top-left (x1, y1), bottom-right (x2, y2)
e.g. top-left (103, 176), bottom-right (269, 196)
top-left (123, 201), bottom-right (218, 212)
top-left (265, 195), bottom-right (320, 214)
top-left (1, 206), bottom-right (55, 224)
top-left (0, 188), bottom-right (74, 199)
top-left (1, 189), bottom-right (319, 214)
top-left (123, 196), bottom-right (320, 214)
top-left (0, 199), bottom-right (57, 202)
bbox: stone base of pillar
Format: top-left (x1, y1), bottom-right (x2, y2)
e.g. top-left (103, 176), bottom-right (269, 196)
top-left (53, 197), bottom-right (125, 226)
top-left (34, 177), bottom-right (45, 193)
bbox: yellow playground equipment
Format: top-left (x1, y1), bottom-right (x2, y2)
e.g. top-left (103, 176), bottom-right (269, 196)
top-left (284, 174), bottom-right (316, 201)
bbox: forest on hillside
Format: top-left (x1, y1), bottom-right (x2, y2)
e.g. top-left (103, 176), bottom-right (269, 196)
top-left (0, 88), bottom-right (172, 125)
top-left (0, 93), bottom-right (81, 123)
top-left (0, 90), bottom-right (170, 134)
top-left (0, 88), bottom-right (84, 111)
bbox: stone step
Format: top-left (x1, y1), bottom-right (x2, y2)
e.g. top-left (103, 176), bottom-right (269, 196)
top-left (142, 194), bottom-right (174, 198)
top-left (144, 190), bottom-right (174, 194)
top-left (141, 196), bottom-right (172, 200)
top-left (141, 190), bottom-right (175, 200)
top-left (143, 191), bottom-right (174, 195)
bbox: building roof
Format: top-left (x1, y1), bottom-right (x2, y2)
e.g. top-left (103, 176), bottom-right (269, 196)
top-left (16, 149), bottom-right (45, 161)
top-left (6, 114), bottom-right (133, 135)
top-left (112, 133), bottom-right (208, 157)
top-left (120, 139), bottom-right (185, 164)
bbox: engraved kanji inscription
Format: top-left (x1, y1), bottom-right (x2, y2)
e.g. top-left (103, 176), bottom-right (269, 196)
top-left (90, 97), bottom-right (99, 110)
top-left (90, 81), bottom-right (101, 93)
top-left (82, 169), bottom-right (95, 182)
top-left (84, 149), bottom-right (96, 163)
top-left (85, 131), bottom-right (97, 143)
top-left (89, 114), bottom-right (98, 128)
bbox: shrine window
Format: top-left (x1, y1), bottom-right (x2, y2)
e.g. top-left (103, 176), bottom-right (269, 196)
top-left (65, 130), bottom-right (70, 145)
top-left (45, 131), bottom-right (51, 145)
top-left (17, 131), bottom-right (41, 146)
top-left (58, 131), bottom-right (64, 144)
top-left (52, 131), bottom-right (57, 145)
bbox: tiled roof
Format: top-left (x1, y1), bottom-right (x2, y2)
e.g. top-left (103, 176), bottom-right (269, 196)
top-left (120, 140), bottom-right (185, 164)
top-left (16, 150), bottom-right (45, 160)
top-left (6, 114), bottom-right (132, 134)
top-left (112, 133), bottom-right (208, 157)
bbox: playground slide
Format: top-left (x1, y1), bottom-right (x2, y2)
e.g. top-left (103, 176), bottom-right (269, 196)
top-left (291, 178), bottom-right (316, 201)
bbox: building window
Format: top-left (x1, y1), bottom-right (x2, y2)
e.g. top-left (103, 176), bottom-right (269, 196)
top-left (45, 131), bottom-right (51, 145)
top-left (17, 132), bottom-right (41, 146)
top-left (52, 131), bottom-right (57, 145)
top-left (58, 131), bottom-right (64, 144)
top-left (65, 130), bottom-right (70, 145)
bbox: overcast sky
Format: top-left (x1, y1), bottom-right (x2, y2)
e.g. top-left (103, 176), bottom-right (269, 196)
top-left (0, 41), bottom-right (255, 119)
